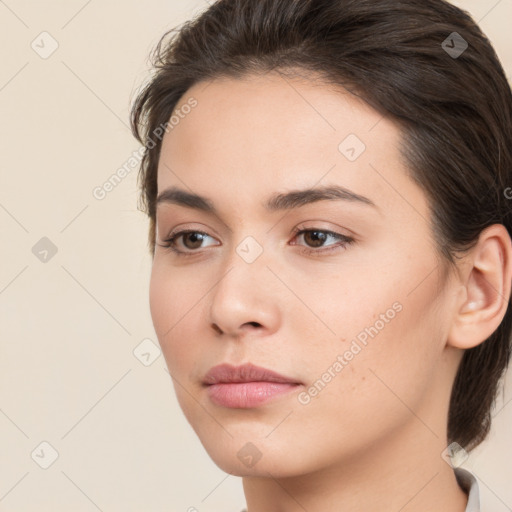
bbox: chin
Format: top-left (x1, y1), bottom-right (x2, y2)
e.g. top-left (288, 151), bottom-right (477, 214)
top-left (195, 433), bottom-right (313, 478)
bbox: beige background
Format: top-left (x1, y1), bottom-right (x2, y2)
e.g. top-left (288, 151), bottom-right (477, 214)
top-left (0, 1), bottom-right (511, 511)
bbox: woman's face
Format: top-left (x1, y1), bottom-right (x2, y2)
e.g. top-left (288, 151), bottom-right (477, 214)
top-left (149, 72), bottom-right (462, 477)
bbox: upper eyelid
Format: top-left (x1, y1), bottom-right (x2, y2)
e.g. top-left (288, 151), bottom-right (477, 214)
top-left (163, 225), bottom-right (342, 238)
top-left (159, 223), bottom-right (220, 241)
top-left (159, 218), bottom-right (354, 235)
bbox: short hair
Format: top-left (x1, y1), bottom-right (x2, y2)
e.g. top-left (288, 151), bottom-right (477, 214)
top-left (130, 0), bottom-right (512, 451)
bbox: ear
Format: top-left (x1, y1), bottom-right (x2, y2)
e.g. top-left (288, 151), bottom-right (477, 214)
top-left (447, 224), bottom-right (512, 350)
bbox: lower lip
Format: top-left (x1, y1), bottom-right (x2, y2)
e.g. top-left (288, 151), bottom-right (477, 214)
top-left (206, 382), bottom-right (300, 408)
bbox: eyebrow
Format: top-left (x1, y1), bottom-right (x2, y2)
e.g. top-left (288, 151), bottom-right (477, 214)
top-left (156, 185), bottom-right (378, 213)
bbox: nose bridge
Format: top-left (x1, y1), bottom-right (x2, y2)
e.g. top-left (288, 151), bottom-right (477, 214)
top-left (208, 231), bottom-right (279, 335)
top-left (214, 232), bottom-right (270, 300)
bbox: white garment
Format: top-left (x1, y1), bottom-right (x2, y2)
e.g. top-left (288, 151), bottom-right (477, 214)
top-left (455, 467), bottom-right (481, 512)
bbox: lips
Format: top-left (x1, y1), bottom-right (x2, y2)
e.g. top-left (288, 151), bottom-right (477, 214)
top-left (203, 363), bottom-right (302, 408)
top-left (203, 362), bottom-right (300, 385)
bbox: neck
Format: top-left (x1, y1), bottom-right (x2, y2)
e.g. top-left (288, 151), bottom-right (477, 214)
top-left (242, 418), bottom-right (468, 512)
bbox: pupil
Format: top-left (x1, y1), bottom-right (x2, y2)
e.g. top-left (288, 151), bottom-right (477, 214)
top-left (307, 231), bottom-right (325, 247)
top-left (186, 233), bottom-right (203, 248)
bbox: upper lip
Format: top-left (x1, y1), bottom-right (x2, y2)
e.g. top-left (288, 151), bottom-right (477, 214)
top-left (203, 363), bottom-right (301, 385)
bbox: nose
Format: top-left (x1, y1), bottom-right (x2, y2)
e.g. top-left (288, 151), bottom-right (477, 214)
top-left (208, 254), bottom-right (281, 339)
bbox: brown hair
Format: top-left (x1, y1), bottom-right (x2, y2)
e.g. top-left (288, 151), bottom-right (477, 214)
top-left (130, 0), bottom-right (512, 451)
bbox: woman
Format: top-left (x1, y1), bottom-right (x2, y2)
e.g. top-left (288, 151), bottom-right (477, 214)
top-left (130, 0), bottom-right (512, 510)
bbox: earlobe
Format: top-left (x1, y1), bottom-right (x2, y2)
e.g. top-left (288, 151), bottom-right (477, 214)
top-left (447, 224), bottom-right (512, 350)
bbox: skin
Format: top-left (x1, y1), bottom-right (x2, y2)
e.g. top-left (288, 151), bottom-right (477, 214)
top-left (149, 71), bottom-right (512, 512)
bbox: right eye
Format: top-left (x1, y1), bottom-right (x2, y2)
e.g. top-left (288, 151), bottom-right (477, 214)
top-left (157, 230), bottom-right (220, 256)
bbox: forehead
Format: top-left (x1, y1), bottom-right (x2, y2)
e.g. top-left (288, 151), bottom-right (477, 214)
top-left (155, 72), bottom-right (426, 224)
top-left (163, 71), bottom-right (388, 158)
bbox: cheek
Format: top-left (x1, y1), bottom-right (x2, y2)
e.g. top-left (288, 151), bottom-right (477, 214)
top-left (290, 299), bottom-right (445, 460)
top-left (149, 261), bottom-right (198, 334)
top-left (298, 252), bottom-right (446, 405)
top-left (149, 266), bottom-right (207, 426)
top-left (149, 265), bottom-right (172, 340)
top-left (149, 264), bottom-right (198, 371)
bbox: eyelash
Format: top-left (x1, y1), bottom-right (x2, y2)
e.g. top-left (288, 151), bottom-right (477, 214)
top-left (157, 226), bottom-right (355, 258)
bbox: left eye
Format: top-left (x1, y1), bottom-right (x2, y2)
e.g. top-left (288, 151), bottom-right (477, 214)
top-left (293, 229), bottom-right (348, 248)
top-left (290, 228), bottom-right (355, 255)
